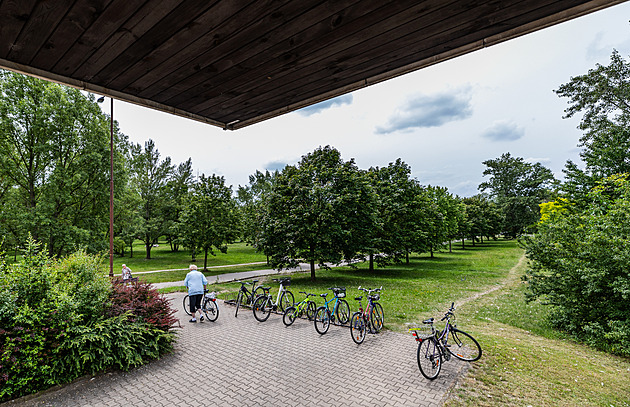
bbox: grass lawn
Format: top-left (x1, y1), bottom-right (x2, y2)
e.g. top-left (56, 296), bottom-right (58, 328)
top-left (112, 241), bottom-right (267, 273)
top-left (198, 239), bottom-right (629, 406)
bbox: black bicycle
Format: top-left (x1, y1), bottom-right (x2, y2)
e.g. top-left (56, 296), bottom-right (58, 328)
top-left (234, 279), bottom-right (263, 317)
top-left (409, 302), bottom-right (481, 380)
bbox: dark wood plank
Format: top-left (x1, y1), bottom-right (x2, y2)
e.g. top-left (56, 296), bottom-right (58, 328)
top-left (107, 0), bottom-right (253, 91)
top-left (146, 0), bottom-right (367, 106)
top-left (89, 0), bottom-right (218, 86)
top-left (0, 0), bottom-right (37, 59)
top-left (29, 0), bottom-right (113, 70)
top-left (182, 0), bottom-right (465, 115)
top-left (70, 0), bottom-right (185, 80)
top-left (128, 0), bottom-right (322, 100)
top-left (207, 0), bottom-right (570, 122)
top-left (52, 0), bottom-right (148, 77)
top-left (6, 0), bottom-right (75, 64)
top-left (220, 0), bottom-right (597, 124)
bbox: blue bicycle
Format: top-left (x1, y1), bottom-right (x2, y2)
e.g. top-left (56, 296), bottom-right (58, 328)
top-left (313, 287), bottom-right (350, 335)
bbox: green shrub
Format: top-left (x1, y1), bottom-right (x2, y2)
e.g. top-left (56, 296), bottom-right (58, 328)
top-left (52, 313), bottom-right (174, 379)
top-left (0, 241), bottom-right (177, 402)
top-left (524, 175), bottom-right (630, 356)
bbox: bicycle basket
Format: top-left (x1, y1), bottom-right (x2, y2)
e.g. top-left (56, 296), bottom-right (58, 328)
top-left (333, 287), bottom-right (346, 298)
top-left (280, 278), bottom-right (291, 286)
top-left (205, 292), bottom-right (216, 299)
top-left (410, 325), bottom-right (433, 339)
top-left (369, 294), bottom-right (380, 301)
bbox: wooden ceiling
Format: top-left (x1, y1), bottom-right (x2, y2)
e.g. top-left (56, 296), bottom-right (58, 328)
top-left (0, 0), bottom-right (625, 130)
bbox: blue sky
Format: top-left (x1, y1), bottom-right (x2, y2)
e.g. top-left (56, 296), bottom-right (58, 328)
top-left (109, 2), bottom-right (630, 197)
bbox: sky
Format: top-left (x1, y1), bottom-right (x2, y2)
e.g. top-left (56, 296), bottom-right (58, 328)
top-left (106, 2), bottom-right (630, 197)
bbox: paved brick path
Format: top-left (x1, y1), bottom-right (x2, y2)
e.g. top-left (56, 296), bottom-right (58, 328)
top-left (17, 293), bottom-right (467, 406)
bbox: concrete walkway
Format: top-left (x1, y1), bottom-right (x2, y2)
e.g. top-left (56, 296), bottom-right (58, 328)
top-left (15, 292), bottom-right (467, 406)
top-left (152, 263), bottom-right (314, 289)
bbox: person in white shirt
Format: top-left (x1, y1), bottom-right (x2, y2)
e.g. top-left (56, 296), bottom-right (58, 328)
top-left (184, 264), bottom-right (208, 323)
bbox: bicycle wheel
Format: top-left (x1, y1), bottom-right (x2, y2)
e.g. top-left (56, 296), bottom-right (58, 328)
top-left (283, 306), bottom-right (297, 326)
top-left (336, 299), bottom-right (350, 324)
top-left (314, 306), bottom-right (331, 335)
top-left (350, 312), bottom-right (366, 344)
top-left (280, 290), bottom-right (294, 312)
top-left (306, 301), bottom-right (317, 321)
top-left (253, 295), bottom-right (272, 322)
top-left (370, 302), bottom-right (384, 332)
top-left (417, 337), bottom-right (442, 380)
top-left (253, 286), bottom-right (264, 300)
top-left (202, 299), bottom-right (219, 322)
top-left (446, 328), bottom-right (482, 362)
top-left (183, 294), bottom-right (191, 316)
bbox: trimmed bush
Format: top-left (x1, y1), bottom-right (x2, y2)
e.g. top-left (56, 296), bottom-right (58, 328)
top-left (0, 240), bottom-right (178, 402)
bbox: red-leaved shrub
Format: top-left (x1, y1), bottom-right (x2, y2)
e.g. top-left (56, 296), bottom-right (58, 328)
top-left (107, 279), bottom-right (179, 332)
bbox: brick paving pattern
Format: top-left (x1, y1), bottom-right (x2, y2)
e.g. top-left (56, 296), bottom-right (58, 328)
top-left (17, 293), bottom-right (467, 406)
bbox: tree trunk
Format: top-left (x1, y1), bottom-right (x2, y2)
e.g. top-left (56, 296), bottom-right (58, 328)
top-left (369, 253), bottom-right (374, 272)
top-left (461, 238), bottom-right (465, 249)
top-left (480, 235), bottom-right (484, 243)
top-left (130, 242), bottom-right (134, 258)
top-left (204, 248), bottom-right (209, 271)
top-left (145, 239), bottom-right (152, 259)
top-left (406, 252), bottom-right (409, 264)
top-left (310, 258), bottom-right (316, 281)
top-left (430, 247), bottom-right (434, 258)
top-left (449, 240), bottom-right (452, 253)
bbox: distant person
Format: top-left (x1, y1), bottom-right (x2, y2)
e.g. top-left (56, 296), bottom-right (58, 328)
top-left (121, 264), bottom-right (133, 281)
top-left (184, 264), bottom-right (207, 323)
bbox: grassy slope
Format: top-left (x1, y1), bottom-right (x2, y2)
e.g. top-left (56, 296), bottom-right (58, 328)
top-left (445, 250), bottom-right (630, 407)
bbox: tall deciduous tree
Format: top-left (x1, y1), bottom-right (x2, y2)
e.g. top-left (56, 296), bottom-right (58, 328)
top-left (237, 170), bottom-right (277, 263)
top-left (180, 174), bottom-right (240, 270)
top-left (0, 70), bottom-right (125, 256)
top-left (164, 158), bottom-right (194, 252)
top-left (556, 51), bottom-right (630, 204)
top-left (479, 153), bottom-right (555, 238)
top-left (368, 159), bottom-right (429, 268)
top-left (129, 139), bottom-right (173, 259)
top-left (261, 146), bottom-right (376, 281)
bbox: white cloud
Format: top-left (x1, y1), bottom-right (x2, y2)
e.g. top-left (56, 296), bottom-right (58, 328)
top-left (375, 86), bottom-right (473, 134)
top-left (480, 120), bottom-right (525, 142)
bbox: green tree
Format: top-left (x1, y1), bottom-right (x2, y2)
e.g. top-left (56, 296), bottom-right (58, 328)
top-left (0, 70), bottom-right (126, 256)
top-left (261, 146), bottom-right (377, 281)
top-left (163, 158), bottom-right (194, 252)
top-left (523, 174), bottom-right (630, 356)
top-left (368, 160), bottom-right (429, 268)
top-left (180, 174), bottom-right (240, 270)
top-left (129, 139), bottom-right (173, 259)
top-left (236, 170), bottom-right (278, 263)
top-left (479, 152), bottom-right (555, 237)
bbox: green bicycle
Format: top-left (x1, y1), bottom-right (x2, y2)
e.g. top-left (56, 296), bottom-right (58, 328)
top-left (282, 291), bottom-right (318, 326)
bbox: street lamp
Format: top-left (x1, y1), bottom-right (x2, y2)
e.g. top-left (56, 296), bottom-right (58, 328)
top-left (97, 96), bottom-right (114, 277)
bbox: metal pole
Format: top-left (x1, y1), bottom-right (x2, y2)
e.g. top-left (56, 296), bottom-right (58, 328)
top-left (109, 97), bottom-right (114, 277)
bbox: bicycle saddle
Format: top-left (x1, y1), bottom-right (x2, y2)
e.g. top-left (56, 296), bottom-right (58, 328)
top-left (319, 293), bottom-right (328, 298)
top-left (423, 318), bottom-right (434, 324)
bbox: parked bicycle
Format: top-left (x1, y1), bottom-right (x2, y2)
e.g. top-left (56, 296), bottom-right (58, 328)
top-left (313, 287), bottom-right (350, 335)
top-left (252, 277), bottom-right (294, 322)
top-left (282, 291), bottom-right (318, 326)
top-left (409, 302), bottom-right (481, 380)
top-left (349, 286), bottom-right (383, 344)
top-left (183, 289), bottom-right (220, 321)
top-left (234, 279), bottom-right (263, 317)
